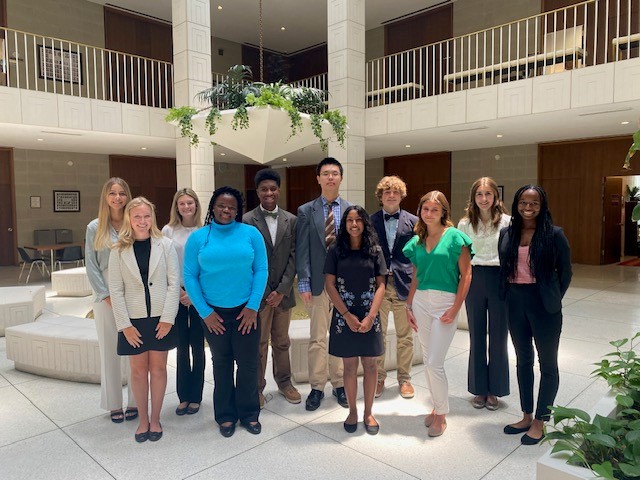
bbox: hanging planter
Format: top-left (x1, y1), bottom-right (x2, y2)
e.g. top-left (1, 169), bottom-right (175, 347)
top-left (166, 65), bottom-right (347, 164)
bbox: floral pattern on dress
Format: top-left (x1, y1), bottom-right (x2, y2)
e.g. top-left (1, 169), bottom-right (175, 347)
top-left (334, 275), bottom-right (382, 334)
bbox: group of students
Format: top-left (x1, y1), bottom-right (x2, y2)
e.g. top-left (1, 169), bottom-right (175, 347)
top-left (85, 156), bottom-right (572, 446)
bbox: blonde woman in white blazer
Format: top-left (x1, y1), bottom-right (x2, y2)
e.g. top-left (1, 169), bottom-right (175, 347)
top-left (109, 197), bottom-right (180, 443)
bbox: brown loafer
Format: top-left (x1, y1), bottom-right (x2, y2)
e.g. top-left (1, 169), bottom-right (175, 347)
top-left (428, 417), bottom-right (447, 437)
top-left (375, 380), bottom-right (385, 398)
top-left (399, 381), bottom-right (415, 399)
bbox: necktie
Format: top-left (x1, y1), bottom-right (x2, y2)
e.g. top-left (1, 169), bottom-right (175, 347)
top-left (263, 211), bottom-right (278, 219)
top-left (384, 212), bottom-right (400, 221)
top-left (325, 203), bottom-right (336, 249)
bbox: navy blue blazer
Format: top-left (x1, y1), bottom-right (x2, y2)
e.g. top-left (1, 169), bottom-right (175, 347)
top-left (371, 209), bottom-right (418, 300)
top-left (498, 225), bottom-right (572, 314)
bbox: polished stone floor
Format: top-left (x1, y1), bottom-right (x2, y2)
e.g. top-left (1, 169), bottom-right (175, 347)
top-left (0, 263), bottom-right (637, 480)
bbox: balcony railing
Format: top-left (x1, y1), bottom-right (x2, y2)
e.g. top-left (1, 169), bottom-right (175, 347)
top-left (0, 27), bottom-right (173, 108)
top-left (366, 0), bottom-right (639, 106)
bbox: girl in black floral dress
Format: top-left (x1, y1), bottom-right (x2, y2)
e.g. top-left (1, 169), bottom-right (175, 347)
top-left (324, 205), bottom-right (387, 435)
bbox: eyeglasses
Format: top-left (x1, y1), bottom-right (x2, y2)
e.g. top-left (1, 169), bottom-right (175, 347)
top-left (518, 201), bottom-right (541, 209)
top-left (319, 171), bottom-right (341, 178)
top-left (214, 203), bottom-right (237, 212)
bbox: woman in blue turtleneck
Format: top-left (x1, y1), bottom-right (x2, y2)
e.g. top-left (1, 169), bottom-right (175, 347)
top-left (184, 186), bottom-right (268, 438)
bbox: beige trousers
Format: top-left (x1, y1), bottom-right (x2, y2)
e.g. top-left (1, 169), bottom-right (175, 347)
top-left (307, 290), bottom-right (343, 390)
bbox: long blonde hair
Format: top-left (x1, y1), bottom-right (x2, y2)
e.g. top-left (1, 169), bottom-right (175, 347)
top-left (463, 177), bottom-right (507, 233)
top-left (94, 177), bottom-right (132, 250)
top-left (167, 188), bottom-right (203, 228)
top-left (414, 191), bottom-right (454, 244)
top-left (115, 197), bottom-right (162, 252)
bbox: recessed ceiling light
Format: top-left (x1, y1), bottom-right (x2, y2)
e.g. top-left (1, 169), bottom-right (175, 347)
top-left (405, 144), bottom-right (411, 148)
top-left (217, 5), bottom-right (222, 10)
top-left (496, 134), bottom-right (503, 138)
top-left (36, 138), bottom-right (43, 141)
top-left (281, 26), bottom-right (286, 31)
top-left (219, 152), bottom-right (226, 156)
top-left (622, 121), bottom-right (630, 125)
top-left (140, 147), bottom-right (147, 150)
top-left (282, 157), bottom-right (287, 162)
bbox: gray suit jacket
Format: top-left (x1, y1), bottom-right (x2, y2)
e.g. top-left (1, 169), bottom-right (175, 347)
top-left (243, 207), bottom-right (298, 310)
top-left (296, 196), bottom-right (351, 296)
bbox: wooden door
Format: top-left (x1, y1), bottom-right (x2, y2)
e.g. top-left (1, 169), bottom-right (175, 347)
top-left (602, 177), bottom-right (623, 264)
top-left (0, 148), bottom-right (17, 265)
top-left (286, 165), bottom-right (318, 215)
top-left (384, 152), bottom-right (451, 216)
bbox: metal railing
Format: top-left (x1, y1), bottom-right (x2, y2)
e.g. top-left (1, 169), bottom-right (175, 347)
top-left (366, 0), bottom-right (639, 106)
top-left (289, 72), bottom-right (328, 91)
top-left (0, 27), bottom-right (173, 108)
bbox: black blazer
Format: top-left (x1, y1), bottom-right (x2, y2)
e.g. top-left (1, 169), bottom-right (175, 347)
top-left (371, 209), bottom-right (418, 300)
top-left (498, 225), bottom-right (572, 314)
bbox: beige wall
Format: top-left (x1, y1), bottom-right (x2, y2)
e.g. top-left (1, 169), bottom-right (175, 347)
top-left (13, 149), bottom-right (110, 249)
top-left (6, 0), bottom-right (105, 47)
top-left (451, 144), bottom-right (538, 223)
top-left (211, 37), bottom-right (243, 74)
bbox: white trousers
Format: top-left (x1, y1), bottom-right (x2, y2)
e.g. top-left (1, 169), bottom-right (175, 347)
top-left (93, 299), bottom-right (135, 411)
top-left (413, 289), bottom-right (458, 415)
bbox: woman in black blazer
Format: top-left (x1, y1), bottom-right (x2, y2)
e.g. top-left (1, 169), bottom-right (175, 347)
top-left (498, 185), bottom-right (572, 446)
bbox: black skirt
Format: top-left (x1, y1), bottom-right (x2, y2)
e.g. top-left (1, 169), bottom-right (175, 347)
top-left (117, 316), bottom-right (177, 355)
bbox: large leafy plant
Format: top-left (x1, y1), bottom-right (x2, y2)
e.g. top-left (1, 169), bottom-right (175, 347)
top-left (544, 333), bottom-right (640, 479)
top-left (166, 65), bottom-right (347, 150)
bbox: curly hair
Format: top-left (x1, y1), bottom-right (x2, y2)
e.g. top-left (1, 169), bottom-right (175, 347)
top-left (501, 185), bottom-right (555, 283)
top-left (463, 177), bottom-right (508, 233)
top-left (114, 197), bottom-right (162, 252)
top-left (413, 191), bottom-right (454, 244)
top-left (255, 168), bottom-right (281, 188)
top-left (204, 186), bottom-right (244, 225)
top-left (167, 188), bottom-right (203, 228)
top-left (335, 205), bottom-right (380, 259)
top-left (375, 175), bottom-right (407, 204)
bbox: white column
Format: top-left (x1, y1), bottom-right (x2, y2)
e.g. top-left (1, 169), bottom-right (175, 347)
top-left (327, 0), bottom-right (366, 206)
top-left (172, 0), bottom-right (214, 214)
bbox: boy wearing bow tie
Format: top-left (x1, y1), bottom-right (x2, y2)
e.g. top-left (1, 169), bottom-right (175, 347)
top-left (371, 176), bottom-right (418, 399)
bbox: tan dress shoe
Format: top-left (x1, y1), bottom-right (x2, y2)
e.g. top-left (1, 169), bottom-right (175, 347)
top-left (428, 417), bottom-right (447, 437)
top-left (278, 385), bottom-right (302, 404)
top-left (399, 381), bottom-right (415, 399)
top-left (375, 379), bottom-right (385, 398)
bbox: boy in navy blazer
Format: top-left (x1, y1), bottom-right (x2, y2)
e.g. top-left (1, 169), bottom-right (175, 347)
top-left (371, 176), bottom-right (418, 399)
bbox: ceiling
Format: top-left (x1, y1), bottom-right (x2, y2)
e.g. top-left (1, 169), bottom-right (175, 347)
top-left (89, 0), bottom-right (446, 53)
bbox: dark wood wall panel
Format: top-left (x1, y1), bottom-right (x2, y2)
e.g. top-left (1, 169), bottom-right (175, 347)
top-left (385, 5), bottom-right (453, 55)
top-left (0, 148), bottom-right (17, 265)
top-left (244, 164), bottom-right (264, 212)
top-left (289, 45), bottom-right (328, 82)
top-left (286, 165), bottom-right (318, 214)
top-left (539, 136), bottom-right (632, 265)
top-left (0, 0), bottom-right (6, 28)
top-left (241, 44), bottom-right (328, 83)
top-left (384, 152), bottom-right (452, 216)
top-left (109, 155), bottom-right (176, 228)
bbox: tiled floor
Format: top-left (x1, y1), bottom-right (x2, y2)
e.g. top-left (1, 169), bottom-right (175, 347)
top-left (0, 263), bottom-right (637, 480)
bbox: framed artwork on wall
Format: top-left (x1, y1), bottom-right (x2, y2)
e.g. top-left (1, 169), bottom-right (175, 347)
top-left (498, 185), bottom-right (505, 201)
top-left (39, 45), bottom-right (82, 84)
top-left (53, 190), bottom-right (80, 212)
top-left (30, 196), bottom-right (41, 209)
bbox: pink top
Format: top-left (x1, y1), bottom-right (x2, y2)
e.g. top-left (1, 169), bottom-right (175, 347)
top-left (512, 245), bottom-right (536, 284)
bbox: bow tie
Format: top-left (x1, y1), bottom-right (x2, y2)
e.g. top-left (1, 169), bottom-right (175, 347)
top-left (384, 212), bottom-right (400, 221)
top-left (263, 211), bottom-right (278, 219)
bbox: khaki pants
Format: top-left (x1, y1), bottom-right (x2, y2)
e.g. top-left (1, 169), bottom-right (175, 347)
top-left (307, 290), bottom-right (343, 390)
top-left (258, 304), bottom-right (293, 391)
top-left (377, 276), bottom-right (414, 383)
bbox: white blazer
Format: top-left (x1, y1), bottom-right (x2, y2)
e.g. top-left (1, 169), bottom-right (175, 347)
top-left (108, 236), bottom-right (180, 332)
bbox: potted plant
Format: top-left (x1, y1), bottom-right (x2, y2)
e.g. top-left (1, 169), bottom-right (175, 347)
top-left (538, 333), bottom-right (640, 480)
top-left (166, 65), bottom-right (347, 157)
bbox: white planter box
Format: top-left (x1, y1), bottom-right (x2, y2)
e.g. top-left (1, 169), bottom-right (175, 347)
top-left (537, 391), bottom-right (617, 479)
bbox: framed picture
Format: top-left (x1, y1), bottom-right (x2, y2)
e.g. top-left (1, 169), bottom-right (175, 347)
top-left (498, 185), bottom-right (505, 201)
top-left (38, 45), bottom-right (82, 84)
top-left (30, 196), bottom-right (41, 209)
top-left (53, 190), bottom-right (80, 212)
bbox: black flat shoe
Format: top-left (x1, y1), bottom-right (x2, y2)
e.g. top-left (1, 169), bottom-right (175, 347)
top-left (124, 408), bottom-right (138, 421)
top-left (504, 424), bottom-right (531, 435)
top-left (332, 387), bottom-right (349, 408)
top-left (521, 433), bottom-right (543, 445)
top-left (305, 389), bottom-right (325, 411)
top-left (343, 422), bottom-right (357, 433)
top-left (149, 424), bottom-right (163, 442)
top-left (364, 420), bottom-right (379, 435)
top-left (187, 403), bottom-right (200, 415)
top-left (135, 429), bottom-right (149, 443)
top-left (241, 421), bottom-right (262, 435)
top-left (219, 422), bottom-right (236, 438)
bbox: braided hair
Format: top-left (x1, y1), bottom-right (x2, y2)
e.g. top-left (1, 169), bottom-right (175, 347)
top-left (204, 186), bottom-right (244, 225)
top-left (335, 205), bottom-right (380, 259)
top-left (501, 185), bottom-right (555, 283)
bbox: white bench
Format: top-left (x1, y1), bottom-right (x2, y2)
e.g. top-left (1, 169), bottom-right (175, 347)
top-left (612, 33), bottom-right (640, 59)
top-left (5, 315), bottom-right (127, 384)
top-left (51, 266), bottom-right (92, 297)
top-left (0, 286), bottom-right (45, 336)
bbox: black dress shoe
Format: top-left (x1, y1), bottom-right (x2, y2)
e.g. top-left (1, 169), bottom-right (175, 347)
top-left (241, 420), bottom-right (262, 435)
top-left (305, 389), bottom-right (325, 411)
top-left (219, 422), bottom-right (236, 438)
top-left (343, 422), bottom-right (357, 433)
top-left (135, 429), bottom-right (149, 443)
top-left (333, 387), bottom-right (349, 408)
top-left (521, 433), bottom-right (543, 445)
top-left (504, 424), bottom-right (531, 435)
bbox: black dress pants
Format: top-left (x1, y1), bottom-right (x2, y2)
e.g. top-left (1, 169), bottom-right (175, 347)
top-left (506, 284), bottom-right (562, 420)
top-left (202, 304), bottom-right (260, 425)
top-left (466, 266), bottom-right (510, 397)
top-left (176, 303), bottom-right (205, 404)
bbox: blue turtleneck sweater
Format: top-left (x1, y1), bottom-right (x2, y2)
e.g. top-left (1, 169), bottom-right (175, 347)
top-left (183, 220), bottom-right (268, 318)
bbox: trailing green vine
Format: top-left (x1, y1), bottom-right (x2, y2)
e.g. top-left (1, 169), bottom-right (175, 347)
top-left (165, 106), bottom-right (199, 146)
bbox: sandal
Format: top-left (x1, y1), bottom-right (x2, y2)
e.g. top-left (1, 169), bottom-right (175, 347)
top-left (110, 410), bottom-right (124, 423)
top-left (125, 408), bottom-right (139, 421)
